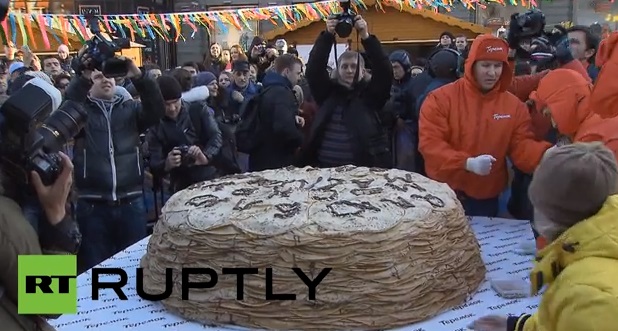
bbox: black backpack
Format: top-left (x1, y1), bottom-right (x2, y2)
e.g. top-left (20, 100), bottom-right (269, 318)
top-left (235, 87), bottom-right (272, 154)
top-left (188, 102), bottom-right (241, 175)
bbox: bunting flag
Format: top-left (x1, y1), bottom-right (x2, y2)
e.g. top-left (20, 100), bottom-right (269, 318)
top-left (7, 0), bottom-right (535, 50)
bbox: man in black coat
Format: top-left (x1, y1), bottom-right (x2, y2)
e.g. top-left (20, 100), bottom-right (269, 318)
top-left (301, 14), bottom-right (393, 168)
top-left (249, 54), bottom-right (305, 171)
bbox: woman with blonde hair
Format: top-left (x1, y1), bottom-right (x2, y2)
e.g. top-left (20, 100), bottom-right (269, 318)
top-left (229, 44), bottom-right (245, 62)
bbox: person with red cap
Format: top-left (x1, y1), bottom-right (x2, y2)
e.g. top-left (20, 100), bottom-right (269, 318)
top-left (419, 34), bottom-right (552, 217)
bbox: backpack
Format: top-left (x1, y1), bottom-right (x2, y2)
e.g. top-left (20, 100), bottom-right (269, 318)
top-left (235, 87), bottom-right (272, 154)
top-left (188, 102), bottom-right (241, 175)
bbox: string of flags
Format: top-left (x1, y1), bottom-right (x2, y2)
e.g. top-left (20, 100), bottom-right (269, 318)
top-left (3, 0), bottom-right (538, 50)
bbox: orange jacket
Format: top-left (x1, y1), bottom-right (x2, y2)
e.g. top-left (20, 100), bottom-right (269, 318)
top-left (529, 69), bottom-right (618, 162)
top-left (419, 35), bottom-right (550, 200)
top-left (507, 56), bottom-right (590, 141)
top-left (591, 32), bottom-right (618, 119)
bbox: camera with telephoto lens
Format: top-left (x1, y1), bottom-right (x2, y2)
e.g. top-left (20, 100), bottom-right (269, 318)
top-left (332, 0), bottom-right (356, 38)
top-left (507, 9), bottom-right (568, 60)
top-left (76, 15), bottom-right (132, 78)
top-left (511, 9), bottom-right (546, 41)
top-left (175, 145), bottom-right (196, 166)
top-left (0, 82), bottom-right (88, 187)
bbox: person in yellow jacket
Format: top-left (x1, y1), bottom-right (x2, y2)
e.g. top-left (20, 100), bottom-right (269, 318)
top-left (471, 142), bottom-right (618, 331)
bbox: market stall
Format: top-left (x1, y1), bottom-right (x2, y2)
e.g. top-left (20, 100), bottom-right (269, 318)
top-left (50, 217), bottom-right (540, 331)
top-left (261, 0), bottom-right (490, 50)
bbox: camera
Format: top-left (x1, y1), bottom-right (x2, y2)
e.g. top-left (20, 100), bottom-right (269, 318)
top-left (332, 0), bottom-right (356, 38)
top-left (511, 9), bottom-right (546, 40)
top-left (175, 145), bottom-right (196, 166)
top-left (77, 15), bottom-right (132, 78)
top-left (0, 79), bottom-right (88, 186)
top-left (222, 114), bottom-right (241, 125)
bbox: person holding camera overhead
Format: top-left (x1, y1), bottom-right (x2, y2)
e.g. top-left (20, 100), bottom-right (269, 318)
top-left (146, 76), bottom-right (222, 193)
top-left (299, 11), bottom-right (393, 169)
top-left (65, 46), bottom-right (165, 273)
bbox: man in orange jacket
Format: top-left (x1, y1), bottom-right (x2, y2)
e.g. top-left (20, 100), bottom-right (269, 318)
top-left (529, 68), bottom-right (618, 162)
top-left (419, 34), bottom-right (552, 217)
top-left (590, 32), bottom-right (618, 119)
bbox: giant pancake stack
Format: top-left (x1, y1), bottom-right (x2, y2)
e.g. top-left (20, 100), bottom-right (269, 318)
top-left (140, 166), bottom-right (486, 330)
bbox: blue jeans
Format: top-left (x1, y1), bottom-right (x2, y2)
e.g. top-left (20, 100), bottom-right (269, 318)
top-left (460, 196), bottom-right (499, 217)
top-left (394, 121), bottom-right (417, 172)
top-left (75, 196), bottom-right (147, 273)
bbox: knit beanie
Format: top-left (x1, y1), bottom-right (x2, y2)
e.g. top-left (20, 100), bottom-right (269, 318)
top-left (157, 75), bottom-right (182, 101)
top-left (440, 31), bottom-right (455, 41)
top-left (474, 37), bottom-right (509, 63)
top-left (529, 142), bottom-right (618, 230)
top-left (194, 71), bottom-right (217, 87)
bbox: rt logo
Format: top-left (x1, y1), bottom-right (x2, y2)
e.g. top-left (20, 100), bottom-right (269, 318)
top-left (18, 255), bottom-right (77, 314)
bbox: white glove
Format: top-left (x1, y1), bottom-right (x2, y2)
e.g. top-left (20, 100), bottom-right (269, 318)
top-left (465, 155), bottom-right (496, 176)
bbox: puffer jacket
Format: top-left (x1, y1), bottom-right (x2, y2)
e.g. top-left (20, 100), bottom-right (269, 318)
top-left (508, 194), bottom-right (618, 331)
top-left (65, 74), bottom-right (165, 201)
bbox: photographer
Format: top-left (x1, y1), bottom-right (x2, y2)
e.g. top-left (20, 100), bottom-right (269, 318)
top-left (147, 76), bottom-right (221, 193)
top-left (300, 14), bottom-right (393, 168)
top-left (66, 48), bottom-right (165, 272)
top-left (0, 152), bottom-right (81, 331)
top-left (248, 37), bottom-right (278, 82)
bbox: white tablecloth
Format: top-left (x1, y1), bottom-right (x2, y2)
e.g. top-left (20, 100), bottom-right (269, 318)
top-left (51, 217), bottom-right (541, 331)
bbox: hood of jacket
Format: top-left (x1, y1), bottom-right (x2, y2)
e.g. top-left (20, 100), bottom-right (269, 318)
top-left (529, 69), bottom-right (593, 136)
top-left (262, 71), bottom-right (293, 89)
top-left (115, 85), bottom-right (133, 102)
top-left (463, 34), bottom-right (512, 95)
top-left (181, 85), bottom-right (210, 104)
top-left (530, 194), bottom-right (618, 295)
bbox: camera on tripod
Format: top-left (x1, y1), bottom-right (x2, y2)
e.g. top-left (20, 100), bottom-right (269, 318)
top-left (0, 79), bottom-right (88, 186)
top-left (332, 0), bottom-right (357, 38)
top-left (78, 15), bottom-right (132, 78)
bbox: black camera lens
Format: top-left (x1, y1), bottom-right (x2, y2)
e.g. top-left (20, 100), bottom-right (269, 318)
top-left (335, 16), bottom-right (354, 38)
top-left (38, 100), bottom-right (87, 153)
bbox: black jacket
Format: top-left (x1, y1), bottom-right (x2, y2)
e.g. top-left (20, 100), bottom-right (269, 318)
top-left (301, 32), bottom-right (393, 168)
top-left (65, 73), bottom-right (165, 201)
top-left (147, 103), bottom-right (222, 191)
top-left (249, 72), bottom-right (304, 171)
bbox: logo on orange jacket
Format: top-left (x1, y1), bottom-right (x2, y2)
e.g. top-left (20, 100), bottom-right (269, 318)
top-left (493, 114), bottom-right (511, 120)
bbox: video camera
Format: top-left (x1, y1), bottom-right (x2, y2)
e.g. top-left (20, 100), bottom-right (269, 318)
top-left (507, 9), bottom-right (567, 59)
top-left (332, 0), bottom-right (357, 38)
top-left (0, 79), bottom-right (88, 187)
top-left (76, 16), bottom-right (132, 78)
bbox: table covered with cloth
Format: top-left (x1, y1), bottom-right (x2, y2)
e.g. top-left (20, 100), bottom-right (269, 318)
top-left (50, 217), bottom-right (541, 331)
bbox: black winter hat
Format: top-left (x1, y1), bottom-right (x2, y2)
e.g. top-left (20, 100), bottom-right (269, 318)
top-left (157, 75), bottom-right (182, 101)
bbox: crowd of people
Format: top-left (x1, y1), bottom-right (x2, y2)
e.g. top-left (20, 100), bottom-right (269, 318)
top-left (2, 11), bottom-right (618, 331)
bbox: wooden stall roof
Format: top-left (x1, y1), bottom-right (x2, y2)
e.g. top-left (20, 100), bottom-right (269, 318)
top-left (262, 0), bottom-right (490, 42)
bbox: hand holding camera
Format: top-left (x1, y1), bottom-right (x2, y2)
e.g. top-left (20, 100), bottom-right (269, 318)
top-left (188, 145), bottom-right (209, 165)
top-left (354, 16), bottom-right (369, 39)
top-left (164, 148), bottom-right (182, 171)
top-left (31, 152), bottom-right (73, 225)
top-left (326, 18), bottom-right (338, 35)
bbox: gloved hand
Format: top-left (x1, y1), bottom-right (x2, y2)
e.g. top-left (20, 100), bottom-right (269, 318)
top-left (465, 155), bottom-right (496, 176)
top-left (553, 36), bottom-right (574, 65)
